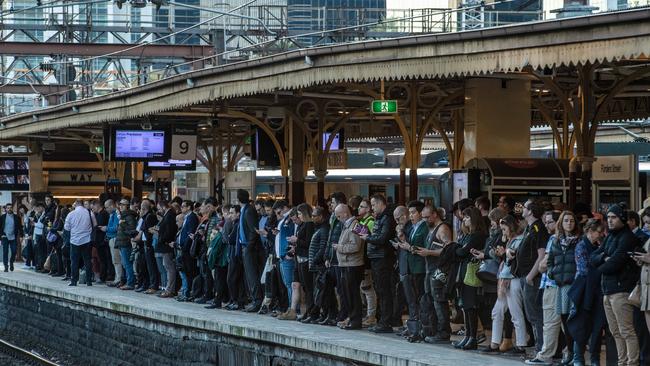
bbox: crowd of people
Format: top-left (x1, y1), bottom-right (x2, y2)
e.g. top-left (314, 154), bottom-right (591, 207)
top-left (4, 190), bottom-right (650, 365)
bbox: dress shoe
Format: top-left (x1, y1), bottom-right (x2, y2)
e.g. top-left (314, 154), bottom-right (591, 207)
top-left (245, 303), bottom-right (260, 313)
top-left (277, 309), bottom-right (297, 320)
top-left (431, 335), bottom-right (451, 343)
top-left (300, 316), bottom-right (315, 324)
top-left (344, 323), bottom-right (362, 330)
top-left (396, 328), bottom-right (410, 337)
top-left (406, 334), bottom-right (423, 343)
top-left (480, 345), bottom-right (501, 354)
top-left (318, 316), bottom-right (333, 325)
top-left (504, 347), bottom-right (526, 355)
top-left (499, 338), bottom-right (513, 352)
top-left (368, 324), bottom-right (393, 333)
top-left (258, 305), bottom-right (269, 315)
top-left (194, 297), bottom-right (208, 304)
top-left (9, 263), bottom-right (13, 271)
top-left (3, 267), bottom-right (7, 272)
top-left (362, 315), bottom-right (377, 327)
top-left (461, 337), bottom-right (477, 350)
top-left (453, 337), bottom-right (470, 349)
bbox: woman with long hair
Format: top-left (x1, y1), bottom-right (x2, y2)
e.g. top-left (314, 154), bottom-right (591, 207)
top-left (547, 210), bottom-right (581, 365)
top-left (478, 214), bottom-right (527, 352)
top-left (287, 203), bottom-right (316, 321)
top-left (454, 206), bottom-right (488, 350)
top-left (571, 218), bottom-right (607, 366)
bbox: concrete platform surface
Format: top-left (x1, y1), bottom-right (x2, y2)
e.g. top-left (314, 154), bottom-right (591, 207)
top-left (0, 269), bottom-right (524, 366)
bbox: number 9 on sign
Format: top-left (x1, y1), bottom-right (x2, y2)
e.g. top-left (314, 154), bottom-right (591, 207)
top-left (171, 134), bottom-right (197, 160)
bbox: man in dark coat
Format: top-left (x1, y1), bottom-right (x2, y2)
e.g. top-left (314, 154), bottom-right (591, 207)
top-left (237, 189), bottom-right (263, 312)
top-left (0, 203), bottom-right (23, 271)
top-left (155, 200), bottom-right (178, 298)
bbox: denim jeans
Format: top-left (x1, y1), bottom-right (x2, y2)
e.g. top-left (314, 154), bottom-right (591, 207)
top-left (119, 246), bottom-right (135, 287)
top-left (522, 277), bottom-right (544, 353)
top-left (155, 253), bottom-right (168, 289)
top-left (279, 258), bottom-right (295, 304)
top-left (179, 271), bottom-right (189, 297)
top-left (1, 238), bottom-right (17, 267)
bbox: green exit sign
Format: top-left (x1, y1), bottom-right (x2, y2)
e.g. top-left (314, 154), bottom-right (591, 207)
top-left (371, 100), bottom-right (397, 114)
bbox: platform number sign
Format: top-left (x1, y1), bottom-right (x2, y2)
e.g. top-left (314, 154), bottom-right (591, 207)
top-left (171, 126), bottom-right (197, 160)
top-left (371, 100), bottom-right (398, 114)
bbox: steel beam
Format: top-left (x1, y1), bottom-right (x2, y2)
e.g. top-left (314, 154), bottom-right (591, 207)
top-left (0, 84), bottom-right (69, 95)
top-left (0, 42), bottom-right (214, 59)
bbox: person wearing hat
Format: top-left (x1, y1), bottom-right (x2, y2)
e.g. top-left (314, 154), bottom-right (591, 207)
top-left (591, 203), bottom-right (641, 366)
top-left (115, 198), bottom-right (138, 290)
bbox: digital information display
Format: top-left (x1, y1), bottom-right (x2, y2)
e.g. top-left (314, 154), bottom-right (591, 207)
top-left (115, 130), bottom-right (166, 159)
top-left (147, 159), bottom-right (195, 170)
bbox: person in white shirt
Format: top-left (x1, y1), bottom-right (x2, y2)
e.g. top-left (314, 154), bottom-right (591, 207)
top-left (64, 199), bottom-right (96, 286)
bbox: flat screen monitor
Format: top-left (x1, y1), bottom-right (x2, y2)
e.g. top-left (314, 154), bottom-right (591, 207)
top-left (146, 159), bottom-right (196, 171)
top-left (323, 132), bottom-right (341, 151)
top-left (113, 130), bottom-right (168, 160)
top-left (0, 160), bottom-right (14, 170)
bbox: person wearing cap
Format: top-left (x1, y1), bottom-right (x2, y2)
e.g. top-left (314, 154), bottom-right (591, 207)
top-left (115, 199), bottom-right (138, 290)
top-left (591, 203), bottom-right (641, 366)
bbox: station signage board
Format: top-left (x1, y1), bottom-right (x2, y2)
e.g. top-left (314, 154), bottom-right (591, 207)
top-left (592, 155), bottom-right (634, 181)
top-left (171, 125), bottom-right (197, 161)
top-left (371, 100), bottom-right (397, 114)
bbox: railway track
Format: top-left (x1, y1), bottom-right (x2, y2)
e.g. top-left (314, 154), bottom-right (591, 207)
top-left (0, 338), bottom-right (60, 366)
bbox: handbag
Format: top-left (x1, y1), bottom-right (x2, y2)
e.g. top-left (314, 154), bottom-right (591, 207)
top-left (46, 230), bottom-right (58, 244)
top-left (87, 209), bottom-right (97, 244)
top-left (463, 259), bottom-right (483, 287)
top-left (477, 258), bottom-right (499, 283)
top-left (629, 284), bottom-right (642, 308)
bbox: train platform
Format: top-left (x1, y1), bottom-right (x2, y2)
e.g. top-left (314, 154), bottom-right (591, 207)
top-left (0, 268), bottom-right (525, 366)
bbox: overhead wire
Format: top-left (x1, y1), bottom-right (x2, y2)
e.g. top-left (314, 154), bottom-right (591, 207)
top-left (0, 0), bottom-right (261, 88)
top-left (3, 0), bottom-right (530, 110)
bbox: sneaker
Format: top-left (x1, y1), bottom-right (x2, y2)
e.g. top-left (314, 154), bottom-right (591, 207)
top-left (525, 359), bottom-right (552, 365)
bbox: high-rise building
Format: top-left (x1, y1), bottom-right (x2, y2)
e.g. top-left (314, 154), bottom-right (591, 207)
top-left (287, 0), bottom-right (387, 46)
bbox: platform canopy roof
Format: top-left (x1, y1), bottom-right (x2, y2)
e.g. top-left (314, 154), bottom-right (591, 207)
top-left (1, 8), bottom-right (650, 141)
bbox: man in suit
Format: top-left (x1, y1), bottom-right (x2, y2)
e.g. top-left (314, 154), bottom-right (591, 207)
top-left (177, 200), bottom-right (198, 301)
top-left (396, 200), bottom-right (427, 341)
top-left (237, 189), bottom-right (263, 312)
top-left (155, 200), bottom-right (178, 298)
top-left (0, 202), bottom-right (23, 272)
